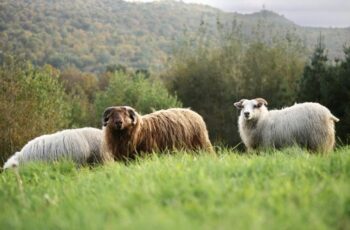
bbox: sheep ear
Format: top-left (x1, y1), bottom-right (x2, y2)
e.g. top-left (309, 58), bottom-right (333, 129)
top-left (234, 99), bottom-right (245, 110)
top-left (102, 107), bottom-right (114, 126)
top-left (127, 107), bottom-right (138, 125)
top-left (255, 98), bottom-right (268, 107)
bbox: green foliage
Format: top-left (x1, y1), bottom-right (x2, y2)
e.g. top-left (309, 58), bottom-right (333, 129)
top-left (1, 148), bottom-right (350, 229)
top-left (240, 42), bottom-right (305, 108)
top-left (95, 71), bottom-right (182, 120)
top-left (59, 67), bottom-right (99, 127)
top-left (65, 86), bottom-right (96, 128)
top-left (0, 56), bottom-right (71, 162)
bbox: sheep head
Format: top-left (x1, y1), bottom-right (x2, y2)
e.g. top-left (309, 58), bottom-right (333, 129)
top-left (102, 106), bottom-right (138, 131)
top-left (234, 98), bottom-right (268, 121)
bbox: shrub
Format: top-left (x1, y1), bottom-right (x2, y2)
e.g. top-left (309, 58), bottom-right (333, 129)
top-left (95, 71), bottom-right (182, 123)
top-left (0, 56), bottom-right (70, 162)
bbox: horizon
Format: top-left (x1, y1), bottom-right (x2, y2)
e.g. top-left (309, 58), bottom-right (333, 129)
top-left (126, 0), bottom-right (350, 28)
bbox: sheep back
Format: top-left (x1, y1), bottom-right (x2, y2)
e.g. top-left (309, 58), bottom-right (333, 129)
top-left (3, 127), bottom-right (104, 169)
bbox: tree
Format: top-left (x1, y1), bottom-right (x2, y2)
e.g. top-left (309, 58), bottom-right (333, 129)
top-left (59, 67), bottom-right (100, 127)
top-left (324, 46), bottom-right (350, 142)
top-left (337, 46), bottom-right (350, 141)
top-left (298, 35), bottom-right (328, 102)
top-left (240, 42), bottom-right (304, 108)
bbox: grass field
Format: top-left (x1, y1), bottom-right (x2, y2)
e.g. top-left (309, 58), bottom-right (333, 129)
top-left (1, 147), bottom-right (350, 230)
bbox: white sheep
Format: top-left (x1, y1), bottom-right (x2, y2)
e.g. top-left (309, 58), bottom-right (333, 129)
top-left (3, 127), bottom-right (109, 169)
top-left (233, 98), bottom-right (339, 152)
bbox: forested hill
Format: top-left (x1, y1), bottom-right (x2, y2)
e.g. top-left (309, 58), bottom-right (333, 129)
top-left (0, 0), bottom-right (349, 72)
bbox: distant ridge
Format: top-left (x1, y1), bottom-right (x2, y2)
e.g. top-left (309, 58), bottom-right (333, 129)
top-left (0, 0), bottom-right (349, 72)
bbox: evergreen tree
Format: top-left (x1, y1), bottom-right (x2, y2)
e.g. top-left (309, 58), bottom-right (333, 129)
top-left (298, 35), bottom-right (328, 102)
top-left (335, 46), bottom-right (350, 142)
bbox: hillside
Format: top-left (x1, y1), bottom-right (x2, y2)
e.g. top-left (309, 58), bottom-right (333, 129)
top-left (0, 0), bottom-right (349, 72)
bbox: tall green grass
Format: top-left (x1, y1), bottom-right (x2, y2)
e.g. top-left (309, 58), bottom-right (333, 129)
top-left (1, 147), bottom-right (350, 230)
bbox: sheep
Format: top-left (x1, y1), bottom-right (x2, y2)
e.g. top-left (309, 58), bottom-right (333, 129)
top-left (233, 98), bottom-right (339, 152)
top-left (3, 127), bottom-right (110, 169)
top-left (102, 106), bottom-right (213, 161)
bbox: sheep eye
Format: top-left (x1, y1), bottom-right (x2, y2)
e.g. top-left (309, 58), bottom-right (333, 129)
top-left (254, 104), bottom-right (260, 108)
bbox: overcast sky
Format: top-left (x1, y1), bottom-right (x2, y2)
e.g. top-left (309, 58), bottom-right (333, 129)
top-left (128, 0), bottom-right (350, 27)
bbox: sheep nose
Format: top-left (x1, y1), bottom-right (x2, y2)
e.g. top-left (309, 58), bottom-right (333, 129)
top-left (115, 121), bottom-right (123, 129)
top-left (244, 112), bottom-right (250, 118)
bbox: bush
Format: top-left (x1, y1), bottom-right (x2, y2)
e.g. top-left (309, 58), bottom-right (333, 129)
top-left (95, 71), bottom-right (182, 123)
top-left (0, 56), bottom-right (70, 162)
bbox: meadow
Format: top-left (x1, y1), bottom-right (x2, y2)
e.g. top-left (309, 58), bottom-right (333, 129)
top-left (1, 147), bottom-right (349, 230)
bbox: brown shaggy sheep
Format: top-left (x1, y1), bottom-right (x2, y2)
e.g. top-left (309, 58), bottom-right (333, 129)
top-left (102, 106), bottom-right (213, 160)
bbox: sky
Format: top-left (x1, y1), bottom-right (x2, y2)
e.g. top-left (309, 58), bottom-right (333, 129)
top-left (127, 0), bottom-right (350, 27)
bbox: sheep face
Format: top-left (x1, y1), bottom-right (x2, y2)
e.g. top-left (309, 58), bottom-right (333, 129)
top-left (234, 98), bottom-right (268, 121)
top-left (102, 106), bottom-right (138, 131)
